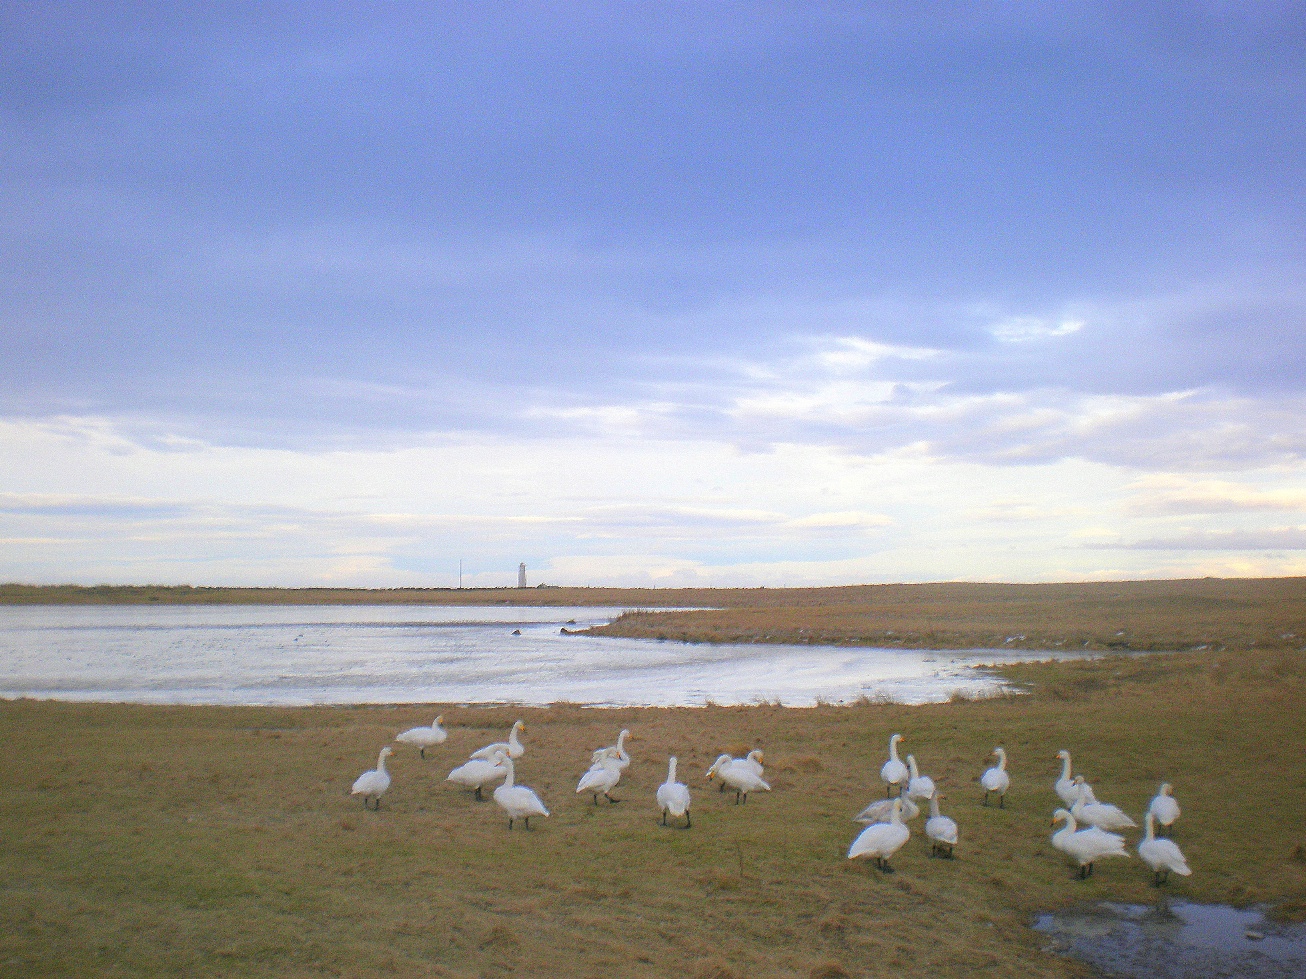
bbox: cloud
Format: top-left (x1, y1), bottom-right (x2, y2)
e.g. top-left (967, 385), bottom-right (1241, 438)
top-left (1111, 528), bottom-right (1306, 551)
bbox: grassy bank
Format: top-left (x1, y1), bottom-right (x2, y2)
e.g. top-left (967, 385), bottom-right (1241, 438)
top-left (6, 578), bottom-right (1306, 655)
top-left (2, 644), bottom-right (1304, 978)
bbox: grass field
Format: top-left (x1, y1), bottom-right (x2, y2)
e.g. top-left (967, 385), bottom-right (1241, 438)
top-left (3, 638), bottom-right (1304, 978)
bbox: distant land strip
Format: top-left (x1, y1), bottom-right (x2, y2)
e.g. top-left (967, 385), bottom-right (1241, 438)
top-left (4, 578), bottom-right (1304, 654)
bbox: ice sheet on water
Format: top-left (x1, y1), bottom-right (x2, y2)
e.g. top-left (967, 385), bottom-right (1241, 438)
top-left (3, 604), bottom-right (1094, 707)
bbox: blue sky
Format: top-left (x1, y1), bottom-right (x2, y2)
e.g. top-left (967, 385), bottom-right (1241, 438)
top-left (3, 2), bottom-right (1305, 586)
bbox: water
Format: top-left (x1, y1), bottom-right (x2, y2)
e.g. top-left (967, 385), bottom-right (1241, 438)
top-left (1, 604), bottom-right (1090, 707)
top-left (1033, 902), bottom-right (1306, 978)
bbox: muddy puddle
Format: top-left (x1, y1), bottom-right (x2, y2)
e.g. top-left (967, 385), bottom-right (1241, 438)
top-left (1033, 901), bottom-right (1306, 978)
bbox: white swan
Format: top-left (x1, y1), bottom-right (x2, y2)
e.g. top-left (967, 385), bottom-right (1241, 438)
top-left (737, 749), bottom-right (765, 777)
top-left (1051, 808), bottom-right (1129, 878)
top-left (657, 756), bottom-right (692, 828)
top-left (906, 754), bottom-right (936, 801)
top-left (577, 753), bottom-right (624, 804)
top-left (707, 753), bottom-right (770, 804)
top-left (880, 733), bottom-right (908, 798)
top-left (446, 754), bottom-right (508, 800)
top-left (925, 793), bottom-right (958, 858)
top-left (469, 720), bottom-right (525, 761)
top-left (395, 715), bottom-right (447, 758)
top-left (1054, 750), bottom-right (1079, 807)
top-left (848, 798), bottom-right (910, 872)
top-left (1138, 810), bottom-right (1191, 885)
top-left (590, 728), bottom-right (631, 769)
top-left (492, 751), bottom-right (549, 830)
top-left (1147, 782), bottom-right (1180, 835)
top-left (981, 747), bottom-right (1011, 807)
top-left (1071, 777), bottom-right (1137, 831)
top-left (854, 792), bottom-right (920, 825)
top-left (351, 746), bottom-right (393, 810)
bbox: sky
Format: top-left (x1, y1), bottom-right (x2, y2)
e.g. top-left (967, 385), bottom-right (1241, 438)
top-left (3, 2), bottom-right (1305, 588)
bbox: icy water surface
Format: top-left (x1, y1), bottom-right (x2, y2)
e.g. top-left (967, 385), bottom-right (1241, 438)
top-left (2, 604), bottom-right (1093, 707)
top-left (1033, 901), bottom-right (1306, 979)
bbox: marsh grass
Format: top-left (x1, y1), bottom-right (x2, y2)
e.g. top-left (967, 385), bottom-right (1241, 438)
top-left (2, 640), bottom-right (1304, 978)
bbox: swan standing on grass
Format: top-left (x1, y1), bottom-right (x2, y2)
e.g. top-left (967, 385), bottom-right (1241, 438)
top-left (351, 747), bottom-right (392, 810)
top-left (492, 751), bottom-right (549, 830)
top-left (1147, 783), bottom-right (1181, 836)
top-left (906, 755), bottom-right (936, 801)
top-left (1071, 777), bottom-right (1137, 831)
top-left (1054, 750), bottom-right (1079, 807)
top-left (446, 754), bottom-right (508, 800)
top-left (981, 747), bottom-right (1011, 808)
top-left (1138, 810), bottom-right (1191, 885)
top-left (1051, 808), bottom-right (1129, 878)
top-left (855, 792), bottom-right (920, 825)
top-left (849, 798), bottom-right (910, 872)
top-left (707, 754), bottom-right (771, 804)
top-left (577, 753), bottom-right (624, 804)
top-left (469, 720), bottom-right (525, 761)
top-left (925, 793), bottom-right (958, 858)
top-left (395, 715), bottom-right (446, 758)
top-left (880, 733), bottom-right (908, 798)
top-left (657, 756), bottom-right (692, 828)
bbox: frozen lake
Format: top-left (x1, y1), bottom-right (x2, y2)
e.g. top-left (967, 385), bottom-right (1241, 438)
top-left (0, 604), bottom-right (1089, 707)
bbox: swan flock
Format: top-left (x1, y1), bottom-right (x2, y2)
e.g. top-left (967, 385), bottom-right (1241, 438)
top-left (353, 718), bottom-right (1193, 887)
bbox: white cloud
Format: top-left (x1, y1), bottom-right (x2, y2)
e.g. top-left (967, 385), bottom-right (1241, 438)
top-left (989, 316), bottom-right (1086, 343)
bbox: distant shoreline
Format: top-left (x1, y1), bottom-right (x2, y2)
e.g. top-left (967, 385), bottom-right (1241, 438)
top-left (3, 578), bottom-right (1303, 654)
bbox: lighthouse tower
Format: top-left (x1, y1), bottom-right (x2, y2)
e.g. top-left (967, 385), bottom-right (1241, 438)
top-left (517, 563), bottom-right (527, 588)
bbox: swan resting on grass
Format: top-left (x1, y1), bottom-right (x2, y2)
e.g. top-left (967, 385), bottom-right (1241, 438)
top-left (880, 733), bottom-right (908, 798)
top-left (446, 755), bottom-right (508, 801)
top-left (1054, 750), bottom-right (1079, 807)
top-left (906, 754), bottom-right (936, 801)
top-left (925, 793), bottom-right (958, 858)
top-left (492, 751), bottom-right (549, 830)
top-left (469, 720), bottom-right (525, 761)
top-left (1071, 776), bottom-right (1137, 831)
top-left (395, 715), bottom-right (446, 758)
top-left (706, 754), bottom-right (771, 804)
top-left (854, 792), bottom-right (920, 825)
top-left (657, 756), bottom-right (691, 828)
top-left (1147, 782), bottom-right (1180, 835)
top-left (1138, 810), bottom-right (1191, 885)
top-left (1051, 808), bottom-right (1129, 878)
top-left (981, 747), bottom-right (1011, 807)
top-left (590, 728), bottom-right (631, 768)
top-left (849, 798), bottom-right (910, 872)
top-left (351, 746), bottom-right (392, 810)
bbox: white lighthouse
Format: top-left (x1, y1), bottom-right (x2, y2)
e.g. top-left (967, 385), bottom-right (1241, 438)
top-left (517, 563), bottom-right (527, 588)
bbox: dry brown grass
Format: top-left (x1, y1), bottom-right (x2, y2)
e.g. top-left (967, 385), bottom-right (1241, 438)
top-left (3, 641), bottom-right (1304, 978)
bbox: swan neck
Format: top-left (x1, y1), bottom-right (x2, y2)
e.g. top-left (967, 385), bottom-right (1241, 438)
top-left (1060, 755), bottom-right (1072, 780)
top-left (377, 749), bottom-right (389, 772)
top-left (889, 738), bottom-right (901, 763)
top-left (501, 757), bottom-right (515, 788)
top-left (998, 751), bottom-right (1007, 771)
top-left (907, 756), bottom-right (918, 777)
top-left (1144, 811), bottom-right (1156, 840)
top-left (667, 757), bottom-right (677, 782)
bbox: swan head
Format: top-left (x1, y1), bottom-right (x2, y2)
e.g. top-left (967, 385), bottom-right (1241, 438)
top-left (1052, 808), bottom-right (1071, 827)
top-left (706, 754), bottom-right (731, 778)
top-left (747, 749), bottom-right (763, 763)
top-left (380, 746), bottom-right (393, 758)
top-left (1057, 749), bottom-right (1070, 761)
top-left (512, 720), bottom-right (525, 733)
top-left (993, 746), bottom-right (1006, 759)
top-left (906, 754), bottom-right (919, 775)
top-left (889, 733), bottom-right (903, 746)
top-left (1159, 782), bottom-right (1173, 796)
top-left (1072, 775), bottom-right (1086, 785)
top-left (434, 715), bottom-right (444, 725)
